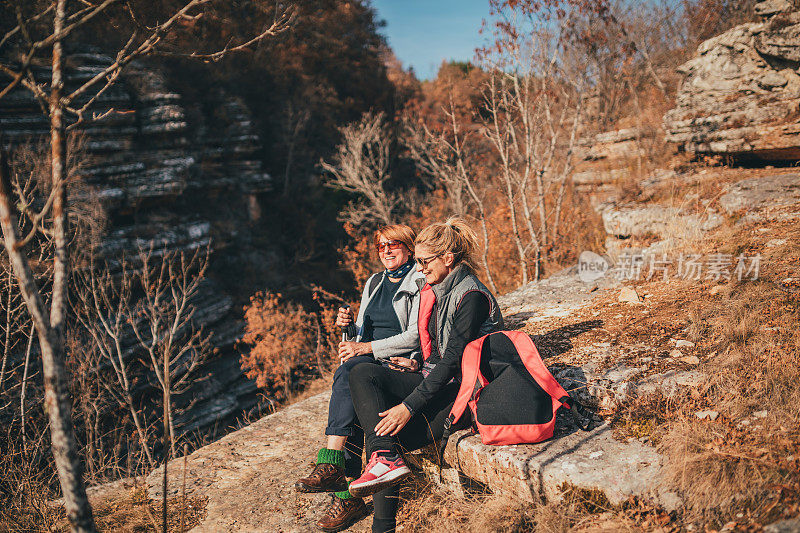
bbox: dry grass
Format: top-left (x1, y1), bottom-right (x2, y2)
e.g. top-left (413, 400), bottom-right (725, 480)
top-left (396, 477), bottom-right (547, 533)
top-left (514, 186), bottom-right (800, 529)
top-left (611, 393), bottom-right (672, 443)
top-left (0, 443), bottom-right (63, 532)
top-left (84, 487), bottom-right (207, 533)
top-left (658, 220), bottom-right (800, 525)
top-left (394, 475), bottom-right (670, 532)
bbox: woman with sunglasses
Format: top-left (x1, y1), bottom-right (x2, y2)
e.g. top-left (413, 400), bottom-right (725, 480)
top-left (294, 223), bottom-right (425, 532)
top-left (346, 217), bottom-right (503, 533)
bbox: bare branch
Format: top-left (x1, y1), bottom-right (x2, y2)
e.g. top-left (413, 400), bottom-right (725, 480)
top-left (0, 4), bottom-right (54, 50)
top-left (0, 59), bottom-right (48, 104)
top-left (33, 0), bottom-right (123, 52)
top-left (321, 111), bottom-right (397, 226)
top-left (157, 5), bottom-right (294, 62)
top-left (64, 30), bottom-right (138, 126)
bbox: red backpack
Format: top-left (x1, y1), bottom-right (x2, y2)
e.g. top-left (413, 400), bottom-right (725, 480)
top-left (444, 330), bottom-right (590, 446)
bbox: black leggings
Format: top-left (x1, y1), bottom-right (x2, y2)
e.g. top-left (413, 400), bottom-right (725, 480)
top-left (349, 362), bottom-right (458, 533)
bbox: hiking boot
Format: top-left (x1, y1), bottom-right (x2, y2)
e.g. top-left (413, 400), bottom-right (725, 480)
top-left (348, 450), bottom-right (411, 498)
top-left (295, 462), bottom-right (347, 493)
top-left (316, 495), bottom-right (368, 532)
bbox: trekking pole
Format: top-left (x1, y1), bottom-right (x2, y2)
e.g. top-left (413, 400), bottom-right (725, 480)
top-left (339, 305), bottom-right (357, 364)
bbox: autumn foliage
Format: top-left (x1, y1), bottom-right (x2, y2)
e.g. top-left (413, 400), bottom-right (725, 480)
top-left (239, 292), bottom-right (315, 399)
top-left (239, 289), bottom-right (348, 399)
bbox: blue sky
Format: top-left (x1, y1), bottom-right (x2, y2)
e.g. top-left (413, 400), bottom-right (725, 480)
top-left (370, 0), bottom-right (491, 80)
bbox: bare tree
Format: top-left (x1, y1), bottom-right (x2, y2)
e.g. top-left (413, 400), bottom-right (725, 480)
top-left (321, 111), bottom-right (399, 226)
top-left (404, 98), bottom-right (499, 293)
top-left (480, 18), bottom-right (586, 284)
top-left (0, 1), bottom-right (292, 530)
top-left (126, 247), bottom-right (212, 526)
top-left (74, 260), bottom-right (156, 468)
top-left (0, 144), bottom-right (96, 530)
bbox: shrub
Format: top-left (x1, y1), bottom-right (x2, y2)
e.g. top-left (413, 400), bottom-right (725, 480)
top-left (239, 292), bottom-right (317, 399)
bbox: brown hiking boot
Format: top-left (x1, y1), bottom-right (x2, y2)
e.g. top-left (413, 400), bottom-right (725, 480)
top-left (316, 495), bottom-right (368, 532)
top-left (295, 462), bottom-right (347, 493)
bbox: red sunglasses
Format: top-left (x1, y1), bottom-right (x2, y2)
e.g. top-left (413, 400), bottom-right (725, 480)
top-left (377, 240), bottom-right (404, 253)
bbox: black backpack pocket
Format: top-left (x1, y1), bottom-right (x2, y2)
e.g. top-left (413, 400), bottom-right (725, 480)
top-left (475, 363), bottom-right (554, 426)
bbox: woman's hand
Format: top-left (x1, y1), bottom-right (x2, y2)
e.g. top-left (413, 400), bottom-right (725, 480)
top-left (335, 306), bottom-right (354, 328)
top-left (339, 341), bottom-right (371, 362)
top-left (375, 403), bottom-right (412, 436)
top-left (388, 357), bottom-right (420, 372)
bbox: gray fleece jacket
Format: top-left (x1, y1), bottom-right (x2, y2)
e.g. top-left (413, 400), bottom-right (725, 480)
top-left (354, 267), bottom-right (425, 361)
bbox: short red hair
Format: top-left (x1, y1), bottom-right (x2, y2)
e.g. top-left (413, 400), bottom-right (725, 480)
top-left (374, 224), bottom-right (416, 257)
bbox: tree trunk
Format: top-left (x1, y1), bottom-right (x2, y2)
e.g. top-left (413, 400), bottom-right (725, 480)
top-left (284, 358), bottom-right (291, 399)
top-left (502, 174), bottom-right (528, 286)
top-left (163, 355), bottom-right (171, 531)
top-left (476, 214), bottom-right (498, 294)
top-left (0, 150), bottom-right (97, 533)
top-left (314, 319), bottom-right (324, 376)
top-left (551, 95), bottom-right (584, 245)
top-left (126, 394), bottom-right (155, 468)
top-left (0, 4), bottom-right (97, 527)
top-left (47, 1), bottom-right (97, 528)
top-left (0, 271), bottom-right (11, 388)
top-left (20, 323), bottom-right (34, 454)
top-left (534, 169), bottom-right (548, 259)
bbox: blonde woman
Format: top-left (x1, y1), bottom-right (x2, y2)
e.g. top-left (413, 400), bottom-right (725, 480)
top-left (347, 217), bottom-right (503, 533)
top-left (294, 224), bottom-right (425, 532)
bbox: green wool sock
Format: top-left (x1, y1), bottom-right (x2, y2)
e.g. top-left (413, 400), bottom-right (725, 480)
top-left (334, 489), bottom-right (353, 500)
top-left (316, 448), bottom-right (345, 468)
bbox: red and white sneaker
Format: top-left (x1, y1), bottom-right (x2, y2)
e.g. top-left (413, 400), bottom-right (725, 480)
top-left (348, 450), bottom-right (411, 498)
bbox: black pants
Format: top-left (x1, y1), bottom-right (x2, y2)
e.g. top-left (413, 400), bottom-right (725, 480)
top-left (326, 355), bottom-right (379, 477)
top-left (349, 362), bottom-right (458, 533)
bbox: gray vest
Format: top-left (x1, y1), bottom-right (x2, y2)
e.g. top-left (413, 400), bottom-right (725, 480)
top-left (418, 265), bottom-right (504, 358)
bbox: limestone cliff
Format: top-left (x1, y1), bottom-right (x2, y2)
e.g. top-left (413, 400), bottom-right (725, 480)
top-left (664, 0), bottom-right (800, 161)
top-left (0, 51), bottom-right (276, 438)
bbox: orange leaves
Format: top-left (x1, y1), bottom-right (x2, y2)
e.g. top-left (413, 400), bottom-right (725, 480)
top-left (239, 291), bottom-right (315, 397)
top-left (338, 222), bottom-right (379, 289)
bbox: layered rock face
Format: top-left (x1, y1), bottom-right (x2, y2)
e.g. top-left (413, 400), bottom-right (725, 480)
top-left (0, 52), bottom-right (274, 438)
top-left (665, 1), bottom-right (800, 161)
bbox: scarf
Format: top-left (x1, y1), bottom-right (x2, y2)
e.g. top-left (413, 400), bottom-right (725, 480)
top-left (386, 259), bottom-right (414, 280)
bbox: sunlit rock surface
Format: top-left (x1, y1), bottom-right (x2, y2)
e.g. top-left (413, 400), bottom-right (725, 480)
top-left (665, 2), bottom-right (800, 161)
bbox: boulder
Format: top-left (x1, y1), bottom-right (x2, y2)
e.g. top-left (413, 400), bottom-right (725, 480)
top-left (695, 410), bottom-right (720, 421)
top-left (571, 127), bottom-right (663, 204)
top-left (600, 204), bottom-right (723, 239)
top-left (764, 518), bottom-right (800, 533)
top-left (664, 7), bottom-right (800, 161)
top-left (574, 128), bottom-right (649, 162)
top-left (719, 173), bottom-right (800, 213)
top-left (618, 287), bottom-right (643, 304)
top-left (442, 422), bottom-right (680, 510)
top-left (755, 0), bottom-right (794, 17)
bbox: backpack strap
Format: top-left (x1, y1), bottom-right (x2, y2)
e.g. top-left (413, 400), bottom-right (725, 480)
top-left (447, 333), bottom-right (487, 426)
top-left (504, 331), bottom-right (593, 431)
top-left (438, 333), bottom-right (487, 470)
top-left (503, 331), bottom-right (570, 406)
top-left (368, 273), bottom-right (382, 295)
top-left (558, 395), bottom-right (594, 431)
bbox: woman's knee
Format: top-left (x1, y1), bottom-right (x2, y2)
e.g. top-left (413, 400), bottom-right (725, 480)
top-left (333, 356), bottom-right (369, 383)
top-left (348, 361), bottom-right (383, 391)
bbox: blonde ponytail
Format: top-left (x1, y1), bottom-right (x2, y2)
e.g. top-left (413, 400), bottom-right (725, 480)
top-left (415, 216), bottom-right (479, 272)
